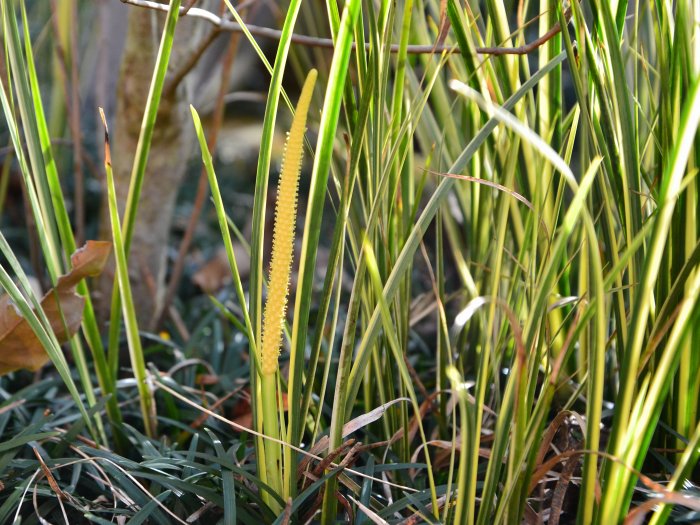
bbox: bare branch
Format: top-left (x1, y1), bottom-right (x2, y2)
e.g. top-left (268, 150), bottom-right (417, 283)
top-left (120, 0), bottom-right (571, 56)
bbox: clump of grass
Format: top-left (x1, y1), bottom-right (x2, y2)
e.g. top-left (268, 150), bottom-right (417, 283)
top-left (1, 0), bottom-right (700, 523)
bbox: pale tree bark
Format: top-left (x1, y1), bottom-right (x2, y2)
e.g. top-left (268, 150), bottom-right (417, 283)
top-left (97, 5), bottom-right (196, 330)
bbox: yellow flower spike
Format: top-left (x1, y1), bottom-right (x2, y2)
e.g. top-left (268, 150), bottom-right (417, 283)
top-left (260, 69), bottom-right (317, 376)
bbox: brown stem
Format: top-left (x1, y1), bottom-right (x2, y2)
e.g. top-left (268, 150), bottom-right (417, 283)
top-left (181, 0), bottom-right (198, 16)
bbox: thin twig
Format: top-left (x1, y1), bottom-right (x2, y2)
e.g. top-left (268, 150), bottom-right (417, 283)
top-left (181, 0), bottom-right (198, 16)
top-left (164, 0), bottom-right (267, 100)
top-left (120, 0), bottom-right (571, 56)
top-left (163, 0), bottom-right (232, 97)
top-left (163, 28), bottom-right (221, 98)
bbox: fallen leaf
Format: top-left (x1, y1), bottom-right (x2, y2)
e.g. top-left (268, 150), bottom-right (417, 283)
top-left (0, 241), bottom-right (111, 375)
top-left (192, 246), bottom-right (249, 294)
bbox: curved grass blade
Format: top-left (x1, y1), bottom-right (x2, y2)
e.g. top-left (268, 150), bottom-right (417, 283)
top-left (100, 109), bottom-right (156, 439)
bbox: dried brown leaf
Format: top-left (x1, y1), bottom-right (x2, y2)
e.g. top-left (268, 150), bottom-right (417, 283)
top-left (0, 241), bottom-right (111, 374)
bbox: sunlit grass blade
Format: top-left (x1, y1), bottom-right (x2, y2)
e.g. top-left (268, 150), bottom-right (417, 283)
top-left (601, 76), bottom-right (700, 524)
top-left (0, 1), bottom-right (103, 439)
top-left (1, 0), bottom-right (61, 275)
top-left (361, 237), bottom-right (439, 517)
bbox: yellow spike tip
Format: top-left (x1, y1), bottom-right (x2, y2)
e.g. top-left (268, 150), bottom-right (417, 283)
top-left (260, 69), bottom-right (317, 376)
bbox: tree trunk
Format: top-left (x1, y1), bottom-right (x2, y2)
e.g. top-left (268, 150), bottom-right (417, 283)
top-left (97, 6), bottom-right (193, 330)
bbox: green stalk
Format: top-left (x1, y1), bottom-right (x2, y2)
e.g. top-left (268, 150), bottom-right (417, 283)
top-left (260, 373), bottom-right (282, 512)
top-left (446, 367), bottom-right (469, 523)
top-left (189, 107), bottom-right (256, 362)
top-left (243, 0), bottom-right (303, 497)
top-left (288, 0), bottom-right (361, 517)
top-left (100, 109), bottom-right (157, 439)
